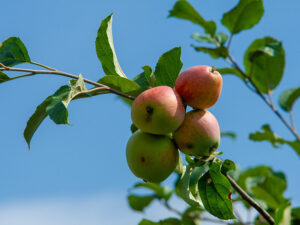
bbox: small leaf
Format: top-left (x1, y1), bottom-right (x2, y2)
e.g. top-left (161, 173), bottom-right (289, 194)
top-left (169, 0), bottom-right (216, 36)
top-left (249, 124), bottom-right (300, 155)
top-left (142, 65), bottom-right (153, 86)
top-left (0, 71), bottom-right (10, 83)
top-left (221, 159), bottom-right (236, 174)
top-left (95, 14), bottom-right (126, 77)
top-left (127, 195), bottom-right (155, 212)
top-left (198, 162), bottom-right (235, 220)
top-left (154, 47), bottom-right (183, 87)
top-left (275, 203), bottom-right (291, 225)
top-left (0, 37), bottom-right (30, 66)
top-left (217, 67), bottom-right (245, 81)
top-left (138, 218), bottom-right (181, 225)
top-left (192, 45), bottom-right (228, 59)
top-left (221, 131), bottom-right (237, 140)
top-left (134, 182), bottom-right (173, 201)
top-left (98, 75), bottom-right (142, 97)
top-left (238, 166), bottom-right (287, 210)
top-left (139, 219), bottom-right (157, 225)
top-left (133, 69), bottom-right (151, 91)
top-left (221, 0), bottom-right (264, 34)
top-left (244, 37), bottom-right (285, 93)
top-left (130, 124), bottom-right (138, 133)
top-left (215, 33), bottom-right (229, 46)
top-left (279, 87), bottom-right (300, 112)
top-left (192, 33), bottom-right (229, 47)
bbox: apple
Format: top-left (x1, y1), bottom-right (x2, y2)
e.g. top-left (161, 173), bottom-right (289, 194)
top-left (173, 109), bottom-right (220, 157)
top-left (175, 65), bottom-right (222, 109)
top-left (126, 130), bottom-right (178, 183)
top-left (131, 86), bottom-right (185, 135)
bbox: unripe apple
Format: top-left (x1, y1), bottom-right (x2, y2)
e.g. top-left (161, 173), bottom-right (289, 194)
top-left (131, 86), bottom-right (185, 135)
top-left (126, 130), bottom-right (178, 183)
top-left (173, 109), bottom-right (220, 157)
top-left (175, 65), bottom-right (222, 109)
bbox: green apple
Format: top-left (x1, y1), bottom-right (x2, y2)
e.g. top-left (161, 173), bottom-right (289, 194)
top-left (173, 109), bottom-right (220, 157)
top-left (131, 86), bottom-right (185, 135)
top-left (175, 65), bottom-right (222, 109)
top-left (126, 130), bottom-right (178, 183)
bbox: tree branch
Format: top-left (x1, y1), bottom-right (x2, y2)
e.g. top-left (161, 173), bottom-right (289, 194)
top-left (0, 64), bottom-right (135, 100)
top-left (226, 53), bottom-right (300, 142)
top-left (225, 174), bottom-right (274, 225)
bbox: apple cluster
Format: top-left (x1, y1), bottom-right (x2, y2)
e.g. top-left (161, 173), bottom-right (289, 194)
top-left (126, 65), bottom-right (222, 183)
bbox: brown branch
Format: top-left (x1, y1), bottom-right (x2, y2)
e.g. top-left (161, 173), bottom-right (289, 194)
top-left (0, 65), bottom-right (135, 100)
top-left (226, 174), bottom-right (274, 225)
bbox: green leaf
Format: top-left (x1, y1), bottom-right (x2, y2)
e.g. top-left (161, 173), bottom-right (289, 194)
top-left (138, 218), bottom-right (181, 225)
top-left (154, 47), bottom-right (183, 87)
top-left (217, 67), bottom-right (245, 81)
top-left (238, 166), bottom-right (287, 210)
top-left (0, 37), bottom-right (30, 66)
top-left (182, 206), bottom-right (203, 225)
top-left (98, 75), bottom-right (142, 97)
top-left (133, 69), bottom-right (151, 91)
top-left (221, 131), bottom-right (237, 140)
top-left (249, 124), bottom-right (300, 155)
top-left (279, 87), bottom-right (300, 112)
top-left (221, 0), bottom-right (264, 34)
top-left (134, 182), bottom-right (173, 201)
top-left (169, 0), bottom-right (216, 36)
top-left (221, 159), bottom-right (236, 174)
top-left (176, 165), bottom-right (203, 207)
top-left (192, 32), bottom-right (228, 47)
top-left (192, 45), bottom-right (228, 59)
top-left (198, 162), bottom-right (235, 219)
top-left (95, 14), bottom-right (126, 77)
top-left (127, 195), bottom-right (155, 212)
top-left (275, 203), bottom-right (291, 225)
top-left (0, 71), bottom-right (10, 83)
top-left (24, 75), bottom-right (89, 148)
top-left (244, 37), bottom-right (285, 93)
top-left (292, 208), bottom-right (300, 225)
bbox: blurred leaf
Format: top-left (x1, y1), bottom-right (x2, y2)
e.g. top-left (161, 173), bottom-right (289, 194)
top-left (98, 75), bottom-right (142, 97)
top-left (238, 166), bottom-right (287, 209)
top-left (198, 162), bottom-right (235, 219)
top-left (130, 124), bottom-right (138, 133)
top-left (221, 131), bottom-right (237, 140)
top-left (291, 208), bottom-right (300, 225)
top-left (169, 0), bottom-right (216, 36)
top-left (217, 67), bottom-right (245, 81)
top-left (176, 165), bottom-right (202, 207)
top-left (138, 218), bottom-right (181, 225)
top-left (142, 65), bottom-right (153, 86)
top-left (215, 33), bottom-right (229, 46)
top-left (174, 153), bottom-right (185, 174)
top-left (221, 0), bottom-right (264, 34)
top-left (0, 37), bottom-right (30, 66)
top-left (192, 45), bottom-right (228, 58)
top-left (127, 195), bottom-right (155, 212)
top-left (221, 159), bottom-right (236, 174)
top-left (249, 124), bottom-right (300, 155)
top-left (279, 87), bottom-right (300, 112)
top-left (154, 47), bottom-right (183, 87)
top-left (244, 37), bottom-right (285, 93)
top-left (134, 182), bottom-right (173, 201)
top-left (0, 71), bottom-right (10, 83)
top-left (182, 206), bottom-right (203, 225)
top-left (275, 203), bottom-right (291, 225)
top-left (95, 14), bottom-right (126, 77)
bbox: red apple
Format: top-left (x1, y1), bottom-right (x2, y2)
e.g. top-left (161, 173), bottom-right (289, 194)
top-left (173, 109), bottom-right (220, 157)
top-left (126, 130), bottom-right (178, 183)
top-left (175, 65), bottom-right (222, 109)
top-left (131, 86), bottom-right (185, 135)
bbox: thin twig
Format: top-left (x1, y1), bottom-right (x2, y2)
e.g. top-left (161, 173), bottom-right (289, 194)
top-left (226, 174), bottom-right (274, 225)
top-left (0, 65), bottom-right (135, 100)
top-left (29, 61), bottom-right (56, 71)
top-left (290, 111), bottom-right (296, 129)
top-left (226, 53), bottom-right (300, 142)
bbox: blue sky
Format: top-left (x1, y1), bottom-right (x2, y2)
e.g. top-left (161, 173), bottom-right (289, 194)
top-left (0, 0), bottom-right (299, 224)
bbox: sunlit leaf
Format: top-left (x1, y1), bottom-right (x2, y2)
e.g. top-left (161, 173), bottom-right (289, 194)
top-left (127, 195), bottom-right (155, 212)
top-left (95, 14), bottom-right (126, 77)
top-left (221, 0), bottom-right (264, 34)
top-left (279, 87), bottom-right (300, 112)
top-left (192, 45), bottom-right (228, 58)
top-left (169, 0), bottom-right (216, 36)
top-left (134, 182), bottom-right (173, 201)
top-left (275, 203), bottom-right (291, 225)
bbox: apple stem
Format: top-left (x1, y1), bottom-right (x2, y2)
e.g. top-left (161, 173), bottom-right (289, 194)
top-left (211, 66), bottom-right (216, 73)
